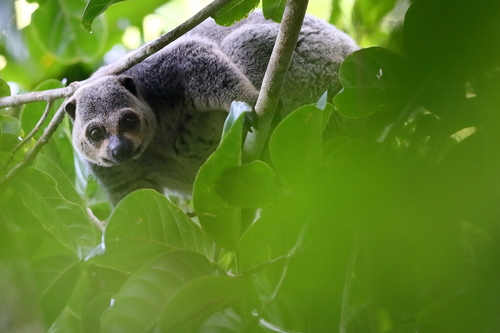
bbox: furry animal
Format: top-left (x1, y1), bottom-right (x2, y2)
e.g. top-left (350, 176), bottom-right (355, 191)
top-left (65, 10), bottom-right (359, 205)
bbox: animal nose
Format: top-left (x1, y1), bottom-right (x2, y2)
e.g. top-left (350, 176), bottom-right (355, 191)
top-left (108, 136), bottom-right (134, 163)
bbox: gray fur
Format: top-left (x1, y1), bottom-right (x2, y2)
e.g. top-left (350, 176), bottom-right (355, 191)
top-left (65, 10), bottom-right (359, 205)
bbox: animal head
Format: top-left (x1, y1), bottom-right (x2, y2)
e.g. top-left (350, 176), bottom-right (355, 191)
top-left (65, 75), bottom-right (156, 167)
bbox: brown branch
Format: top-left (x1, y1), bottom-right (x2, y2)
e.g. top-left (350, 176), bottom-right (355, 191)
top-left (242, 0), bottom-right (310, 162)
top-left (0, 0), bottom-right (234, 109)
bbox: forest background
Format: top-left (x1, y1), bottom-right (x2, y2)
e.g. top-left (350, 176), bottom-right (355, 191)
top-left (0, 0), bottom-right (499, 332)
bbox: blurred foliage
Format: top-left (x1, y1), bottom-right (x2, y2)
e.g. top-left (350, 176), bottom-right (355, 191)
top-left (1, 0), bottom-right (500, 332)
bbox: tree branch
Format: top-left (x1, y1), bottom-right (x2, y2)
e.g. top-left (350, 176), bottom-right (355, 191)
top-left (0, 87), bottom-right (72, 109)
top-left (0, 0), bottom-right (235, 186)
top-left (98, 0), bottom-right (234, 76)
top-left (0, 0), bottom-right (234, 109)
top-left (242, 0), bottom-right (310, 162)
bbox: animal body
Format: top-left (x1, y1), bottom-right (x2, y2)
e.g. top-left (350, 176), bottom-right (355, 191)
top-left (65, 10), bottom-right (359, 205)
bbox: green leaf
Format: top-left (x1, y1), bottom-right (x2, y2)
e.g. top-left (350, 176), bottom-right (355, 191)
top-left (97, 190), bottom-right (213, 273)
top-left (11, 167), bottom-right (98, 259)
top-left (269, 104), bottom-right (323, 194)
top-left (333, 47), bottom-right (412, 118)
top-left (0, 78), bottom-right (10, 97)
top-left (32, 254), bottom-right (81, 326)
top-left (216, 160), bottom-right (279, 208)
top-left (81, 0), bottom-right (126, 32)
top-left (0, 115), bottom-right (22, 151)
top-left (101, 251), bottom-right (215, 333)
top-left (31, 0), bottom-right (107, 62)
top-left (47, 306), bottom-right (81, 333)
top-left (325, 139), bottom-right (377, 180)
top-left (212, 0), bottom-right (260, 26)
top-left (353, 0), bottom-right (399, 28)
top-left (0, 212), bottom-right (44, 331)
top-left (81, 292), bottom-right (115, 333)
top-left (321, 136), bottom-right (351, 166)
top-left (238, 207), bottom-right (305, 272)
top-left (157, 275), bottom-right (256, 332)
top-left (35, 153), bottom-right (81, 204)
top-left (402, 0), bottom-right (498, 76)
top-left (262, 0), bottom-right (285, 22)
top-left (193, 107), bottom-right (246, 250)
top-left (200, 308), bottom-right (264, 332)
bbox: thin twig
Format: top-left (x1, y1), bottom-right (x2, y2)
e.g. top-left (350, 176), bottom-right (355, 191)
top-left (0, 104), bottom-right (66, 185)
top-left (243, 0), bottom-right (310, 162)
top-left (0, 87), bottom-right (72, 109)
top-left (2, 100), bottom-right (54, 170)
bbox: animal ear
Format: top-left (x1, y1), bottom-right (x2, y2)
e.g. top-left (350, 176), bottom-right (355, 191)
top-left (118, 75), bottom-right (138, 97)
top-left (64, 97), bottom-right (76, 120)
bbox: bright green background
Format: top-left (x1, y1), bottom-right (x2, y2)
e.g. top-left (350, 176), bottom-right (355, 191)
top-left (1, 0), bottom-right (499, 332)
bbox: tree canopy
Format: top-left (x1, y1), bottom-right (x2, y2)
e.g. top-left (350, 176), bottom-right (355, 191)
top-left (0, 0), bottom-right (499, 332)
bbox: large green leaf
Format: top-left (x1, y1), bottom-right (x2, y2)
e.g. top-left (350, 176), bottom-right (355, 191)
top-left (12, 167), bottom-right (98, 259)
top-left (81, 0), bottom-right (126, 32)
top-left (262, 0), bottom-right (285, 22)
top-left (212, 0), bottom-right (260, 26)
top-left (269, 104), bottom-right (323, 194)
top-left (199, 308), bottom-right (264, 332)
top-left (193, 104), bottom-right (248, 249)
top-left (32, 254), bottom-right (81, 326)
top-left (35, 153), bottom-right (81, 204)
top-left (238, 206), bottom-right (306, 272)
top-left (215, 160), bottom-right (279, 208)
top-left (31, 0), bottom-right (107, 62)
top-left (0, 211), bottom-right (44, 332)
top-left (47, 306), bottom-right (81, 333)
top-left (97, 190), bottom-right (213, 273)
top-left (157, 275), bottom-right (256, 332)
top-left (402, 0), bottom-right (499, 76)
top-left (333, 47), bottom-right (412, 119)
top-left (101, 251), bottom-right (215, 332)
top-left (353, 0), bottom-right (399, 28)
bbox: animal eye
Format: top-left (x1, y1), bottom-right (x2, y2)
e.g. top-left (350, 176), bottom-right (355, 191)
top-left (87, 126), bottom-right (105, 141)
top-left (120, 113), bottom-right (140, 131)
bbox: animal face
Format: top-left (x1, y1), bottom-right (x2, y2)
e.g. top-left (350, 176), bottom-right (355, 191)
top-left (65, 75), bottom-right (156, 167)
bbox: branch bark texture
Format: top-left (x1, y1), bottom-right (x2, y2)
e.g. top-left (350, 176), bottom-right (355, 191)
top-left (243, 0), bottom-right (310, 162)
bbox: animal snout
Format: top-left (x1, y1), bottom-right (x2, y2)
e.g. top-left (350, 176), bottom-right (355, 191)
top-left (108, 136), bottom-right (134, 163)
